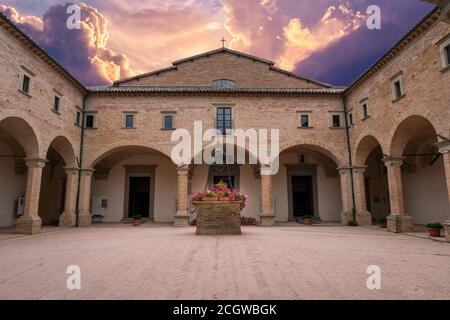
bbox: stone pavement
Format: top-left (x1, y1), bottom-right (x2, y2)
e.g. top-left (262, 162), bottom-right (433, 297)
top-left (0, 223), bottom-right (449, 300)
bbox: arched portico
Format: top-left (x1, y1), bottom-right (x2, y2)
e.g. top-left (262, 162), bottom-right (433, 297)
top-left (384, 115), bottom-right (450, 232)
top-left (87, 144), bottom-right (176, 226)
top-left (0, 116), bottom-right (42, 234)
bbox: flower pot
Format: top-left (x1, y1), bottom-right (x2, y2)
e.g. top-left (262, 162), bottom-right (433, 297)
top-left (132, 220), bottom-right (141, 227)
top-left (303, 219), bottom-right (312, 226)
top-left (219, 197), bottom-right (231, 201)
top-left (380, 223), bottom-right (387, 229)
top-left (202, 196), bottom-right (219, 201)
top-left (428, 228), bottom-right (441, 237)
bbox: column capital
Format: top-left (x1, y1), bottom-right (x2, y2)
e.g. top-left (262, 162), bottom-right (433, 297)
top-left (177, 166), bottom-right (190, 176)
top-left (435, 141), bottom-right (450, 154)
top-left (25, 158), bottom-right (48, 168)
top-left (382, 157), bottom-right (405, 167)
top-left (260, 166), bottom-right (275, 176)
top-left (337, 165), bottom-right (367, 173)
top-left (64, 167), bottom-right (80, 175)
top-left (80, 168), bottom-right (95, 176)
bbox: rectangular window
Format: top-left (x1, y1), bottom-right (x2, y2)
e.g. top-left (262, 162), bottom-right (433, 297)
top-left (300, 115), bottom-right (309, 128)
top-left (164, 115), bottom-right (174, 129)
top-left (217, 107), bottom-right (232, 134)
top-left (445, 44), bottom-right (450, 66)
top-left (394, 80), bottom-right (402, 99)
top-left (348, 113), bottom-right (354, 126)
top-left (22, 74), bottom-right (30, 93)
top-left (125, 114), bottom-right (134, 129)
top-left (53, 96), bottom-right (60, 112)
top-left (362, 103), bottom-right (369, 118)
top-left (75, 111), bottom-right (81, 125)
top-left (332, 115), bottom-right (341, 128)
top-left (85, 115), bottom-right (95, 128)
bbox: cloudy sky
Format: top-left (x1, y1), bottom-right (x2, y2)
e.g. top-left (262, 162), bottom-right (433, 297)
top-left (0, 0), bottom-right (435, 87)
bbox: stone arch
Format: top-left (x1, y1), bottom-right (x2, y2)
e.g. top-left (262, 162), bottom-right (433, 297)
top-left (87, 142), bottom-right (172, 169)
top-left (389, 115), bottom-right (438, 158)
top-left (279, 139), bottom-right (344, 167)
top-left (354, 135), bottom-right (385, 166)
top-left (44, 134), bottom-right (78, 168)
top-left (0, 113), bottom-right (41, 158)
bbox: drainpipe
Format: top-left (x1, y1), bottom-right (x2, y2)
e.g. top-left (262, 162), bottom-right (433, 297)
top-left (342, 94), bottom-right (357, 221)
top-left (75, 95), bottom-right (87, 228)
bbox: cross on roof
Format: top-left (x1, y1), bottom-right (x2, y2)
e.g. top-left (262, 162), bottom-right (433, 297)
top-left (221, 38), bottom-right (226, 48)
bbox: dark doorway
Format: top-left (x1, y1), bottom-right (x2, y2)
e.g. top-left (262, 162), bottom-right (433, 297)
top-left (292, 176), bottom-right (314, 217)
top-left (128, 177), bottom-right (150, 218)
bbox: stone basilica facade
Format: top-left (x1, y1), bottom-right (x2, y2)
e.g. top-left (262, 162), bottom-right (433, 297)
top-left (0, 1), bottom-right (449, 240)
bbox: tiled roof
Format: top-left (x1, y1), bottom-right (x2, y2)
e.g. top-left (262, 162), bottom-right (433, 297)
top-left (88, 86), bottom-right (344, 95)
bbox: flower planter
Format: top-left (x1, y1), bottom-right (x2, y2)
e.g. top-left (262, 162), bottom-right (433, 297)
top-left (193, 201), bottom-right (242, 235)
top-left (132, 220), bottom-right (141, 227)
top-left (202, 196), bottom-right (219, 201)
top-left (219, 197), bottom-right (231, 201)
top-left (303, 219), bottom-right (312, 226)
top-left (428, 228), bottom-right (441, 237)
top-left (380, 223), bottom-right (387, 229)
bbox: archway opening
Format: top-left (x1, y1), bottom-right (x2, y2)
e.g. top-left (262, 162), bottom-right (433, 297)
top-left (355, 136), bottom-right (390, 224)
top-left (0, 117), bottom-right (38, 228)
top-left (278, 144), bottom-right (341, 222)
top-left (90, 146), bottom-right (176, 222)
top-left (391, 116), bottom-right (449, 225)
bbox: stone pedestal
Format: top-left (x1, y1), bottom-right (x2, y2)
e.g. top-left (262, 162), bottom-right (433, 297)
top-left (387, 214), bottom-right (414, 233)
top-left (444, 221), bottom-right (450, 242)
top-left (340, 211), bottom-right (354, 225)
top-left (174, 213), bottom-right (190, 227)
top-left (16, 215), bottom-right (42, 235)
top-left (194, 201), bottom-right (242, 235)
top-left (59, 212), bottom-right (76, 228)
top-left (78, 213), bottom-right (92, 227)
top-left (260, 214), bottom-right (276, 227)
top-left (356, 212), bottom-right (373, 226)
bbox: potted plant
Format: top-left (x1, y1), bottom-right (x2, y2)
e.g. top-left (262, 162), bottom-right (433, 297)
top-left (303, 215), bottom-right (313, 225)
top-left (426, 223), bottom-right (443, 237)
top-left (348, 220), bottom-right (358, 227)
top-left (132, 214), bottom-right (142, 227)
top-left (202, 191), bottom-right (219, 201)
top-left (219, 192), bottom-right (231, 201)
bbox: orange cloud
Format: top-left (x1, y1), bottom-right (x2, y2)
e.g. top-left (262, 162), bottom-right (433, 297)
top-left (278, 4), bottom-right (365, 71)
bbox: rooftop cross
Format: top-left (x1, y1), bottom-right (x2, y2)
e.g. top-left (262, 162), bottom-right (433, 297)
top-left (221, 38), bottom-right (226, 48)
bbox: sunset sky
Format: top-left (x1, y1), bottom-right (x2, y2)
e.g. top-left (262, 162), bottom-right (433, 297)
top-left (0, 0), bottom-right (435, 87)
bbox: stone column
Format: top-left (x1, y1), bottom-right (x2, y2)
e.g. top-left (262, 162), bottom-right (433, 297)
top-left (353, 166), bottom-right (372, 226)
top-left (259, 166), bottom-right (275, 226)
top-left (59, 168), bottom-right (79, 228)
top-left (338, 166), bottom-right (353, 224)
top-left (78, 169), bottom-right (95, 227)
top-left (383, 157), bottom-right (414, 233)
top-left (436, 142), bottom-right (450, 242)
top-left (174, 166), bottom-right (190, 227)
top-left (16, 158), bottom-right (47, 235)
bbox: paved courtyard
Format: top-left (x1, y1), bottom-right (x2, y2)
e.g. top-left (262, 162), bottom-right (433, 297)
top-left (0, 223), bottom-right (449, 300)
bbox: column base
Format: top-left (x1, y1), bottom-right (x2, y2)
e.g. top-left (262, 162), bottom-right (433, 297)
top-left (444, 221), bottom-right (450, 242)
top-left (16, 215), bottom-right (42, 235)
top-left (259, 214), bottom-right (276, 227)
top-left (59, 212), bottom-right (76, 228)
top-left (174, 213), bottom-right (190, 227)
top-left (78, 213), bottom-right (92, 227)
top-left (356, 211), bottom-right (373, 226)
top-left (387, 214), bottom-right (414, 233)
top-left (340, 211), bottom-right (354, 225)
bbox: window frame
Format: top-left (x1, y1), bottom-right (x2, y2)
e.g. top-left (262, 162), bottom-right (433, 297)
top-left (85, 114), bottom-right (95, 129)
top-left (161, 111), bottom-right (177, 130)
top-left (216, 107), bottom-right (233, 134)
top-left (212, 79), bottom-right (235, 89)
top-left (21, 74), bottom-right (31, 94)
top-left (437, 34), bottom-right (450, 70)
top-left (125, 114), bottom-right (135, 129)
top-left (362, 102), bottom-right (369, 119)
top-left (300, 114), bottom-right (310, 128)
top-left (390, 72), bottom-right (405, 101)
top-left (75, 110), bottom-right (81, 126)
top-left (19, 66), bottom-right (34, 96)
top-left (332, 114), bottom-right (341, 128)
top-left (53, 95), bottom-right (61, 113)
top-left (348, 112), bottom-right (354, 127)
